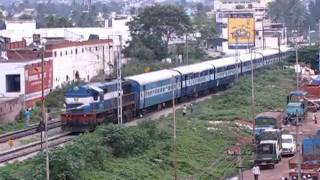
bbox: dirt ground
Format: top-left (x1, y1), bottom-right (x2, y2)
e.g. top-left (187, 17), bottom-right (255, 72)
top-left (242, 111), bottom-right (320, 180)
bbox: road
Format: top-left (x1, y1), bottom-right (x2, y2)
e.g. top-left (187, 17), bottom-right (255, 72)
top-left (242, 112), bottom-right (320, 180)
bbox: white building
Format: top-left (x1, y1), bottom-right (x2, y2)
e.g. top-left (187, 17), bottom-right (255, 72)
top-left (47, 39), bottom-right (114, 88)
top-left (0, 39), bottom-right (114, 107)
top-left (214, 0), bottom-right (272, 10)
top-left (5, 19), bottom-right (36, 31)
top-left (1, 16), bottom-right (132, 47)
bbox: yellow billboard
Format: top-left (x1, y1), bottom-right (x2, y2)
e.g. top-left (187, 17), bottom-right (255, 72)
top-left (228, 18), bottom-right (255, 49)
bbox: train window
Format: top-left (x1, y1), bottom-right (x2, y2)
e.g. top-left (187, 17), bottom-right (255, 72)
top-left (103, 89), bottom-right (108, 93)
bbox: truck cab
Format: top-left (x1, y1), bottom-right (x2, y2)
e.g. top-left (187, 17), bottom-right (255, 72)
top-left (284, 91), bottom-right (307, 125)
top-left (255, 140), bottom-right (282, 168)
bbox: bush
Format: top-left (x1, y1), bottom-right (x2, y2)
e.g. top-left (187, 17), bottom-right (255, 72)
top-left (97, 122), bottom-right (169, 157)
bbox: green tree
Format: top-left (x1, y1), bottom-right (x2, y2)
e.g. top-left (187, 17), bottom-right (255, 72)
top-left (126, 4), bottom-right (192, 60)
top-left (309, 0), bottom-right (320, 21)
top-left (45, 15), bottom-right (73, 28)
top-left (267, 0), bottom-right (309, 35)
top-left (193, 11), bottom-right (216, 48)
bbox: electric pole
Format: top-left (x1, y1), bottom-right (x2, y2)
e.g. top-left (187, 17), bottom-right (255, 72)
top-left (235, 36), bottom-right (239, 80)
top-left (185, 34), bottom-right (189, 65)
top-left (40, 40), bottom-right (50, 180)
top-left (172, 76), bottom-right (178, 180)
top-left (295, 43), bottom-right (299, 90)
top-left (238, 148), bottom-right (243, 180)
top-left (295, 112), bottom-right (301, 180)
top-left (251, 48), bottom-right (256, 144)
top-left (117, 35), bottom-right (123, 125)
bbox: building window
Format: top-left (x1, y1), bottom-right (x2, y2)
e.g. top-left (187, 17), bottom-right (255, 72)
top-left (6, 74), bottom-right (21, 92)
top-left (71, 49), bottom-right (73, 54)
top-left (82, 48), bottom-right (84, 53)
top-left (75, 48), bottom-right (78, 54)
top-left (54, 51), bottom-right (57, 57)
top-left (96, 46), bottom-right (98, 51)
top-left (89, 47), bottom-right (91, 52)
top-left (65, 51), bottom-right (68, 55)
top-left (60, 51), bottom-right (62, 56)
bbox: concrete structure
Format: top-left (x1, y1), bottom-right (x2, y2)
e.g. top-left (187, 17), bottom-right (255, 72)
top-left (0, 96), bottom-right (24, 124)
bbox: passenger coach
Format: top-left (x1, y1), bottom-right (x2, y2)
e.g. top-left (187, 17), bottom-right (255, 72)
top-left (61, 46), bottom-right (293, 132)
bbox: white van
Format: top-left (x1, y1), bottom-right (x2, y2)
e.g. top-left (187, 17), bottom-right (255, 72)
top-left (281, 134), bottom-right (296, 156)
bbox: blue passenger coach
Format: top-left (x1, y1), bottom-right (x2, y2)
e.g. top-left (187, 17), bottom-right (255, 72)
top-left (172, 62), bottom-right (215, 97)
top-left (126, 69), bottom-right (181, 111)
top-left (206, 57), bottom-right (238, 87)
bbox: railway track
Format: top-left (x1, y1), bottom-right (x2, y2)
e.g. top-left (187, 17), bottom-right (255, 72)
top-left (0, 132), bottom-right (73, 164)
top-left (0, 120), bottom-right (62, 144)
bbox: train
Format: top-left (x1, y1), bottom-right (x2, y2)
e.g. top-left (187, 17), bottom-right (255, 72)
top-left (61, 47), bottom-right (292, 132)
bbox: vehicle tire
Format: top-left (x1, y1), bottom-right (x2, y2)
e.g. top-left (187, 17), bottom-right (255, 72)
top-left (270, 164), bottom-right (275, 169)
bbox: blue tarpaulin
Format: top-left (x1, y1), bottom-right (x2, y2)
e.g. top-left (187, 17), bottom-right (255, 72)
top-left (310, 76), bottom-right (320, 85)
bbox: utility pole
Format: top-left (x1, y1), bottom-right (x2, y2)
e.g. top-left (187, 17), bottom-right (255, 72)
top-left (172, 76), bottom-right (178, 180)
top-left (185, 34), bottom-right (189, 65)
top-left (117, 35), bottom-right (123, 125)
top-left (262, 20), bottom-right (265, 49)
top-left (278, 32), bottom-right (281, 62)
top-left (295, 43), bottom-right (299, 90)
top-left (251, 48), bottom-right (255, 144)
top-left (295, 111), bottom-right (301, 180)
top-left (102, 45), bottom-right (105, 74)
top-left (318, 19), bottom-right (320, 73)
top-left (308, 26), bottom-right (311, 46)
top-left (238, 148), bottom-right (243, 180)
top-left (235, 36), bottom-right (239, 79)
top-left (40, 41), bottom-right (50, 180)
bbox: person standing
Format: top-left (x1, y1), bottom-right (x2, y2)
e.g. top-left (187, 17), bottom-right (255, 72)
top-left (252, 164), bottom-right (260, 180)
top-left (182, 104), bottom-right (187, 116)
top-left (313, 113), bottom-right (318, 124)
top-left (24, 109), bottom-right (32, 126)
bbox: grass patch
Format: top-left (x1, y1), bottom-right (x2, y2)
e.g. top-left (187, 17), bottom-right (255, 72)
top-left (0, 63), bottom-right (296, 180)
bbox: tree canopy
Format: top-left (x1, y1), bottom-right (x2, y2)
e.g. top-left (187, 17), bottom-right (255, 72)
top-left (192, 9), bottom-right (216, 47)
top-left (125, 4), bottom-right (192, 61)
top-left (267, 0), bottom-right (309, 34)
top-left (309, 0), bottom-right (320, 25)
top-left (45, 15), bottom-right (73, 28)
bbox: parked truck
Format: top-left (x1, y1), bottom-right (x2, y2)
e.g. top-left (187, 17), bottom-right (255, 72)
top-left (284, 91), bottom-right (308, 125)
top-left (255, 111), bottom-right (283, 138)
top-left (289, 130), bottom-right (320, 179)
top-left (255, 129), bottom-right (283, 168)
